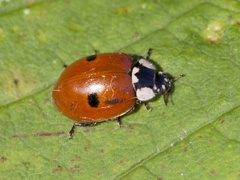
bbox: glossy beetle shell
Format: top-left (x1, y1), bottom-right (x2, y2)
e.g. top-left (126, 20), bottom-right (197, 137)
top-left (52, 53), bottom-right (136, 123)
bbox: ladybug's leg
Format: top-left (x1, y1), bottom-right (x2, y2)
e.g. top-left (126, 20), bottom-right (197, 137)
top-left (163, 74), bottom-right (184, 105)
top-left (116, 107), bottom-right (135, 127)
top-left (146, 48), bottom-right (152, 60)
top-left (144, 102), bottom-right (152, 112)
top-left (163, 93), bottom-right (169, 105)
top-left (94, 49), bottom-right (99, 55)
top-left (137, 100), bottom-right (152, 112)
top-left (116, 117), bottom-right (122, 127)
top-left (68, 122), bottom-right (97, 139)
top-left (171, 74), bottom-right (184, 82)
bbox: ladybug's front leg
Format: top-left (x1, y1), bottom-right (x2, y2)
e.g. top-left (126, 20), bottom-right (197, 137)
top-left (136, 100), bottom-right (152, 112)
top-left (144, 102), bottom-right (152, 112)
top-left (69, 122), bottom-right (97, 139)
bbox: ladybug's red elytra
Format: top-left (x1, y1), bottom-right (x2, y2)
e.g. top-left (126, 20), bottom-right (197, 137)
top-left (52, 49), bottom-right (183, 138)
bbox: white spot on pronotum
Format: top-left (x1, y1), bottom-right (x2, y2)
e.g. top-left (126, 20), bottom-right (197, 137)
top-left (136, 87), bottom-right (155, 101)
top-left (139, 58), bottom-right (156, 70)
top-left (132, 67), bottom-right (140, 83)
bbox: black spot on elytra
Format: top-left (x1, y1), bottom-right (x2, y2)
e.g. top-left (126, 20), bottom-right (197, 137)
top-left (104, 98), bottom-right (124, 105)
top-left (86, 54), bottom-right (97, 61)
top-left (88, 93), bottom-right (100, 107)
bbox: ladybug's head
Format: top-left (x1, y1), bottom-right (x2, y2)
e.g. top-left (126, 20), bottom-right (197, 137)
top-left (153, 73), bottom-right (184, 104)
top-left (154, 72), bottom-right (172, 93)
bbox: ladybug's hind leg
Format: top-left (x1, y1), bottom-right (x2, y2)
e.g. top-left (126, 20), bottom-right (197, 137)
top-left (69, 122), bottom-right (97, 139)
top-left (116, 107), bottom-right (136, 127)
top-left (116, 117), bottom-right (122, 127)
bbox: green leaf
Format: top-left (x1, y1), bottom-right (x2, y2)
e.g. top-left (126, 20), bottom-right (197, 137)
top-left (1, 0), bottom-right (240, 179)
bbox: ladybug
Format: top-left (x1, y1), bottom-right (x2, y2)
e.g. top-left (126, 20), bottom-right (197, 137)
top-left (52, 49), bottom-right (183, 138)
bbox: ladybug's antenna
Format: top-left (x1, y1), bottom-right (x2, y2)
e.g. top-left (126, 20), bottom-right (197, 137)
top-left (170, 74), bottom-right (185, 83)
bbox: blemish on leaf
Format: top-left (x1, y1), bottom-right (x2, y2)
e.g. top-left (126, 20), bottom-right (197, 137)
top-left (99, 148), bottom-right (104, 154)
top-left (22, 161), bottom-right (30, 167)
top-left (44, 97), bottom-right (52, 103)
top-left (23, 8), bottom-right (30, 15)
top-left (234, 20), bottom-right (240, 26)
top-left (84, 144), bottom-right (91, 152)
top-left (14, 78), bottom-right (20, 86)
top-left (141, 4), bottom-right (147, 9)
top-left (17, 32), bottom-right (25, 39)
top-left (201, 21), bottom-right (225, 44)
top-left (160, 163), bottom-right (165, 170)
top-left (115, 7), bottom-right (131, 14)
top-left (128, 123), bottom-right (138, 130)
top-left (210, 169), bottom-right (216, 174)
top-left (11, 26), bottom-right (25, 38)
top-left (12, 132), bottom-right (66, 138)
top-left (0, 156), bottom-right (7, 163)
top-left (70, 155), bottom-right (81, 162)
top-left (220, 119), bottom-right (225, 124)
top-left (53, 165), bottom-right (63, 173)
top-left (183, 147), bottom-right (188, 152)
top-left (34, 132), bottom-right (66, 137)
top-left (70, 165), bottom-right (81, 174)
